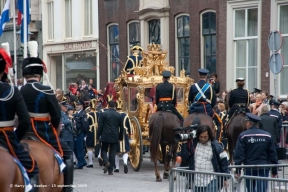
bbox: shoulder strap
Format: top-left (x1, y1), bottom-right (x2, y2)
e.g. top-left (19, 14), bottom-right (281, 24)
top-left (194, 83), bottom-right (211, 103)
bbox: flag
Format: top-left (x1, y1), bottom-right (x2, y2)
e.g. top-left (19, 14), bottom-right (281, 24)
top-left (0, 0), bottom-right (10, 36)
top-left (17, 0), bottom-right (30, 43)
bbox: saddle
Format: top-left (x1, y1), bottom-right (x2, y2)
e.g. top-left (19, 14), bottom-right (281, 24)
top-left (22, 132), bottom-right (39, 141)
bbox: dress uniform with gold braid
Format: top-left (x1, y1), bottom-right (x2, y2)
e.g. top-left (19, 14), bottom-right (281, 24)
top-left (20, 57), bottom-right (74, 192)
top-left (85, 99), bottom-right (100, 167)
top-left (124, 45), bottom-right (143, 75)
top-left (115, 99), bottom-right (131, 173)
top-left (0, 47), bottom-right (39, 191)
top-left (156, 70), bottom-right (184, 124)
top-left (228, 77), bottom-right (250, 119)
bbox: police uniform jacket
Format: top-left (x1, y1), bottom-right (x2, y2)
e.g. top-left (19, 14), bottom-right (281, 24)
top-left (269, 109), bottom-right (282, 129)
top-left (188, 80), bottom-right (216, 107)
top-left (156, 80), bottom-right (176, 106)
top-left (60, 111), bottom-right (74, 142)
top-left (97, 108), bottom-right (123, 143)
top-left (234, 127), bottom-right (278, 174)
top-left (259, 113), bottom-right (280, 144)
top-left (0, 83), bottom-right (31, 143)
top-left (228, 87), bottom-right (249, 108)
top-left (74, 109), bottom-right (89, 134)
top-left (20, 80), bottom-right (61, 141)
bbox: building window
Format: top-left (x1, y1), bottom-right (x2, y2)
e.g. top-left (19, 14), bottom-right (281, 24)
top-left (84, 0), bottom-right (92, 36)
top-left (108, 25), bottom-right (119, 81)
top-left (47, 2), bottom-right (54, 40)
top-left (128, 22), bottom-right (140, 47)
top-left (65, 0), bottom-right (72, 38)
top-left (202, 12), bottom-right (216, 74)
top-left (149, 19), bottom-right (160, 44)
top-left (177, 15), bottom-right (190, 76)
top-left (234, 8), bottom-right (258, 92)
top-left (280, 5), bottom-right (288, 95)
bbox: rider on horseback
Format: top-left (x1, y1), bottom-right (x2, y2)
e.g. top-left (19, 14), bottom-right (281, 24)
top-left (156, 70), bottom-right (184, 126)
top-left (20, 57), bottom-right (74, 192)
top-left (227, 77), bottom-right (250, 120)
top-left (0, 47), bottom-right (40, 191)
top-left (188, 69), bottom-right (223, 139)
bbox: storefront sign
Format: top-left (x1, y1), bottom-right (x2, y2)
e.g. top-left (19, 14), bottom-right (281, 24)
top-left (64, 41), bottom-right (93, 50)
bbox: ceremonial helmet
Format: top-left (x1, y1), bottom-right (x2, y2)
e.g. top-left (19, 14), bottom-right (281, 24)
top-left (0, 43), bottom-right (13, 82)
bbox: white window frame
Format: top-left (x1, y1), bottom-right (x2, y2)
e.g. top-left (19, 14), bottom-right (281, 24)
top-left (175, 13), bottom-right (190, 76)
top-left (47, 1), bottom-right (54, 40)
top-left (84, 0), bottom-right (93, 37)
top-left (127, 20), bottom-right (140, 55)
top-left (107, 23), bottom-right (119, 82)
top-left (65, 0), bottom-right (72, 39)
top-left (278, 3), bottom-right (288, 96)
top-left (226, 1), bottom-right (262, 91)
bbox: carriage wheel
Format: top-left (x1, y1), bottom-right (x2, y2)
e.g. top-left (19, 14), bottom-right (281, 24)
top-left (129, 116), bottom-right (143, 171)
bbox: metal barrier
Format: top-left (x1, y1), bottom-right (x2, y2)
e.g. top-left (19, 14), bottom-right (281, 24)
top-left (229, 164), bottom-right (288, 192)
top-left (169, 167), bottom-right (235, 192)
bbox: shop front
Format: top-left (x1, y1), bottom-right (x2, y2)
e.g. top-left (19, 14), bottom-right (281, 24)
top-left (43, 40), bottom-right (99, 91)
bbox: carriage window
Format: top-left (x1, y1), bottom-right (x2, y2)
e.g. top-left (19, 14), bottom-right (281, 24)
top-left (176, 87), bottom-right (184, 103)
top-left (130, 87), bottom-right (138, 111)
top-left (123, 87), bottom-right (129, 112)
top-left (144, 88), bottom-right (154, 103)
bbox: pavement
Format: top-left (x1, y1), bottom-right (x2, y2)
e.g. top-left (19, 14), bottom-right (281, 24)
top-left (73, 153), bottom-right (171, 192)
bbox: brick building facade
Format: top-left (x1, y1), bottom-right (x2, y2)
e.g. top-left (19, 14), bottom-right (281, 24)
top-left (98, 0), bottom-right (287, 97)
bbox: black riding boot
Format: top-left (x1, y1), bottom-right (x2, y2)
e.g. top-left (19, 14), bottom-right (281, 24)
top-left (29, 174), bottom-right (39, 192)
top-left (63, 155), bottom-right (74, 192)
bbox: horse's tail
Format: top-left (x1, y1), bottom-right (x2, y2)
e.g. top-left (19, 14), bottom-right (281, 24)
top-left (150, 113), bottom-right (164, 162)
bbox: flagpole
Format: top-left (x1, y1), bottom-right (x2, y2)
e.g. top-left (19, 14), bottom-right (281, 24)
top-left (13, 0), bottom-right (17, 86)
top-left (23, 0), bottom-right (27, 58)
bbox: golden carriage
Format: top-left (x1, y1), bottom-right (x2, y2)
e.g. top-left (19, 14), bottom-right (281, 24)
top-left (110, 44), bottom-right (194, 171)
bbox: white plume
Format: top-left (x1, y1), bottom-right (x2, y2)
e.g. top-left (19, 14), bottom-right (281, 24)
top-left (28, 41), bottom-right (38, 57)
top-left (1, 42), bottom-right (10, 56)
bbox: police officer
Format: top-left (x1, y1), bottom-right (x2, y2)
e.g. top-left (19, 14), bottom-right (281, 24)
top-left (73, 100), bottom-right (89, 169)
top-left (20, 57), bottom-right (74, 192)
top-left (114, 99), bottom-right (131, 174)
top-left (85, 99), bottom-right (99, 168)
top-left (269, 100), bottom-right (282, 143)
top-left (156, 70), bottom-right (184, 125)
top-left (188, 69), bottom-right (216, 116)
top-left (234, 113), bottom-right (278, 192)
top-left (0, 48), bottom-right (39, 191)
top-left (123, 45), bottom-right (143, 74)
top-left (228, 77), bottom-right (250, 118)
top-left (60, 101), bottom-right (74, 152)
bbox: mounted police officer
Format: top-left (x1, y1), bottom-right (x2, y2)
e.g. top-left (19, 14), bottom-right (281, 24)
top-left (124, 45), bottom-right (143, 75)
top-left (20, 57), bottom-right (74, 192)
top-left (0, 48), bottom-right (39, 191)
top-left (73, 100), bottom-right (89, 169)
top-left (85, 99), bottom-right (99, 168)
top-left (114, 99), bottom-right (131, 174)
top-left (156, 70), bottom-right (184, 125)
top-left (234, 113), bottom-right (278, 192)
top-left (228, 77), bottom-right (250, 119)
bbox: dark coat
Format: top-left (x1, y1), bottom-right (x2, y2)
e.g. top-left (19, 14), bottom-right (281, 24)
top-left (259, 113), bottom-right (279, 144)
top-left (155, 80), bottom-right (176, 106)
top-left (20, 80), bottom-right (61, 142)
top-left (188, 80), bottom-right (216, 107)
top-left (60, 111), bottom-right (74, 142)
top-left (97, 108), bottom-right (123, 143)
top-left (181, 139), bottom-right (229, 174)
top-left (234, 127), bottom-right (278, 174)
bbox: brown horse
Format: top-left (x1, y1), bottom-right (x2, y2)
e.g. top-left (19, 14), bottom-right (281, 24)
top-left (0, 148), bottom-right (23, 192)
top-left (226, 113), bottom-right (246, 163)
top-left (149, 111), bottom-right (180, 182)
top-left (21, 138), bottom-right (64, 192)
top-left (184, 113), bottom-right (215, 135)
